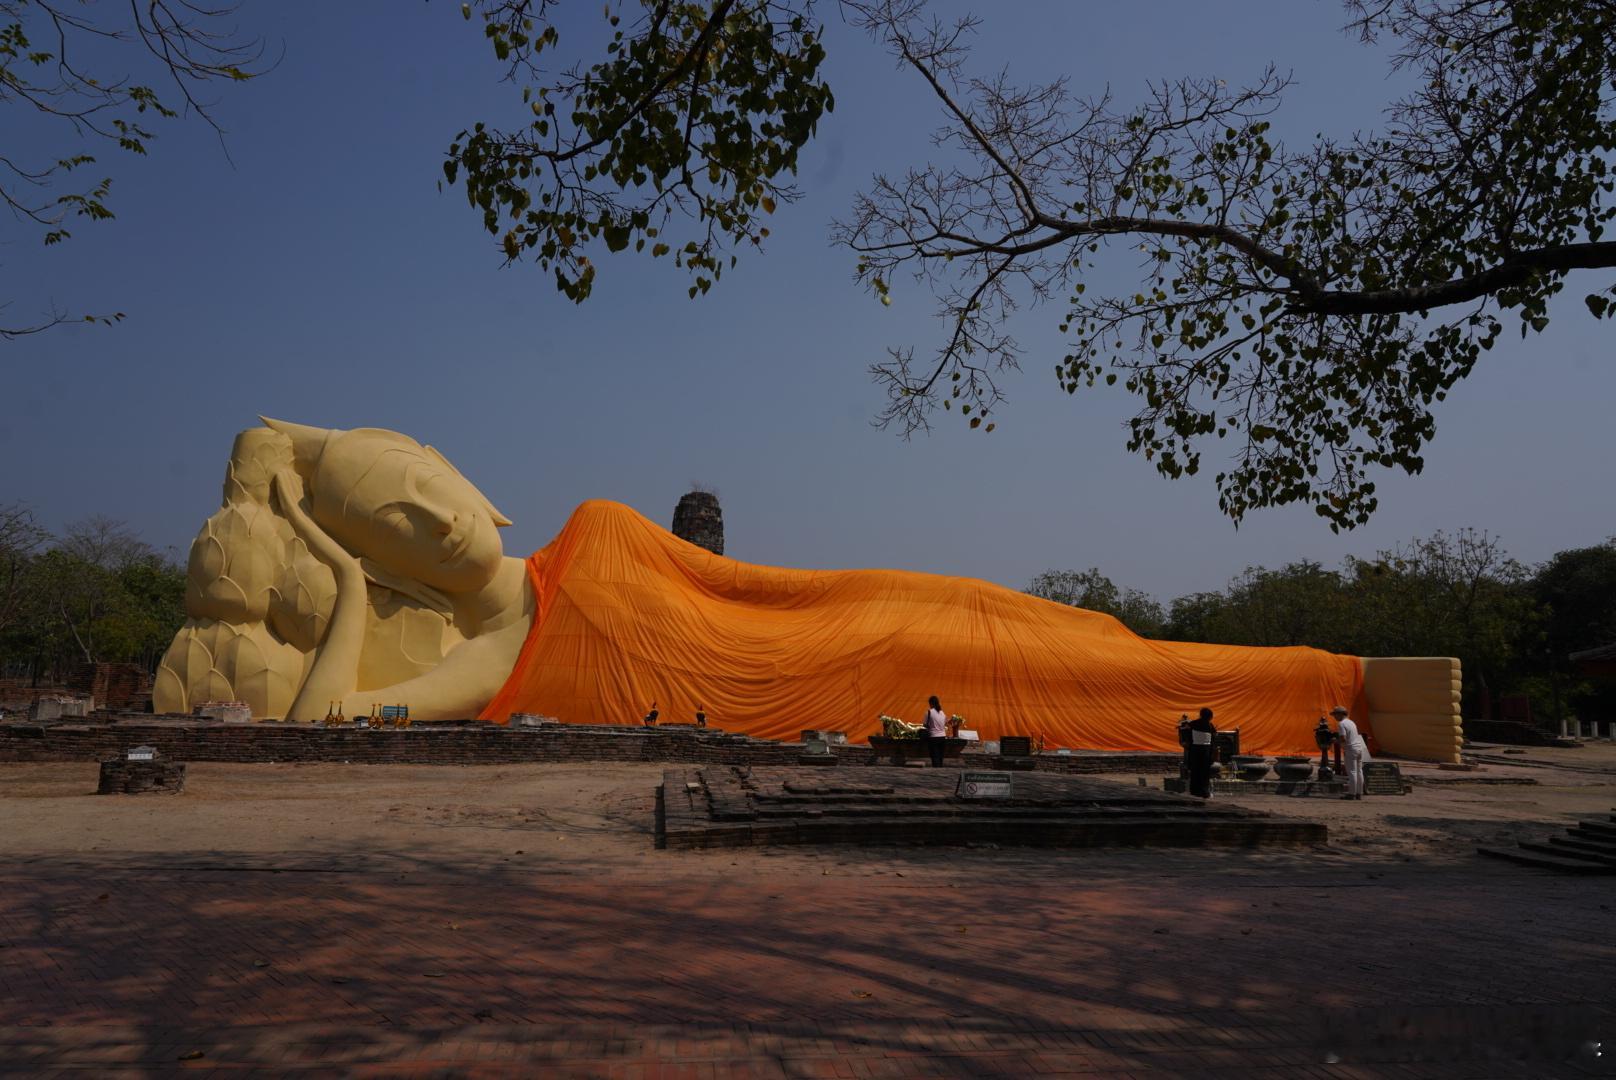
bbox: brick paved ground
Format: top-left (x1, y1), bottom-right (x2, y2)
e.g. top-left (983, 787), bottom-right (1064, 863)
top-left (2, 858), bottom-right (1611, 1076)
top-left (1, 761), bottom-right (1612, 1076)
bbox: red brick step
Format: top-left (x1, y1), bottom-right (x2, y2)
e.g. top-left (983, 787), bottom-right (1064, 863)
top-left (1476, 846), bottom-right (1616, 874)
top-left (1518, 840), bottom-right (1616, 867)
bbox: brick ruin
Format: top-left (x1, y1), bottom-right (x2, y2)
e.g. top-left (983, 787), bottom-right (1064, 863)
top-left (1, 663), bottom-right (154, 715)
top-left (671, 490), bottom-right (724, 555)
top-left (66, 663), bottom-right (154, 712)
top-left (0, 715), bottom-right (1178, 774)
top-left (97, 754), bottom-right (186, 795)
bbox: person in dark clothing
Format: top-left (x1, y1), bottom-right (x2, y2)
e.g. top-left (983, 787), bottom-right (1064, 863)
top-left (1186, 706), bottom-right (1217, 798)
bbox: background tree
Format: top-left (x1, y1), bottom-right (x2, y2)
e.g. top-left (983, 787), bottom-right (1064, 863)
top-left (1025, 567), bottom-right (1164, 636)
top-left (1040, 529), bottom-right (1544, 718)
top-left (444, 0), bottom-right (834, 302)
top-left (837, 0), bottom-right (1616, 529)
top-left (1520, 540), bottom-right (1616, 725)
top-left (1531, 540), bottom-right (1616, 659)
top-left (1345, 530), bottom-right (1533, 712)
top-left (0, 501), bottom-right (48, 638)
top-left (1, 0), bottom-right (264, 339)
top-left (1160, 590), bottom-right (1227, 646)
top-left (0, 514), bottom-right (184, 683)
top-left (1183, 561), bottom-right (1353, 652)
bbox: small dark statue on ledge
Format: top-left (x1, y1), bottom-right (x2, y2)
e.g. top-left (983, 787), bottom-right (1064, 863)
top-left (643, 701), bottom-right (659, 727)
top-left (1314, 718), bottom-right (1337, 781)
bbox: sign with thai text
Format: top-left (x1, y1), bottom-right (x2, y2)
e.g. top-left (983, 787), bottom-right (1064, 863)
top-left (999, 736), bottom-right (1033, 757)
top-left (1362, 762), bottom-right (1404, 795)
top-left (126, 746), bottom-right (155, 762)
top-left (956, 771), bottom-right (1012, 799)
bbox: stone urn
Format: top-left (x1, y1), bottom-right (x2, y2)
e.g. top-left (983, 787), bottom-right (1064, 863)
top-left (1273, 756), bottom-right (1314, 782)
top-left (1233, 755), bottom-right (1270, 781)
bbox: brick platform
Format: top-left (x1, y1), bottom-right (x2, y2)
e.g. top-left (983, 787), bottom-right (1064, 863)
top-left (0, 716), bottom-right (1181, 773)
top-left (65, 663), bottom-right (155, 712)
top-left (661, 765), bottom-right (1328, 848)
top-left (95, 757), bottom-right (186, 795)
top-left (1164, 776), bottom-right (1350, 796)
top-left (0, 861), bottom-right (1607, 1075)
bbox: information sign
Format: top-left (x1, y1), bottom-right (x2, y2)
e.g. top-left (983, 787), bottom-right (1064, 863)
top-left (1361, 761), bottom-right (1404, 795)
top-left (126, 745), bottom-right (155, 762)
top-left (956, 771), bottom-right (1012, 799)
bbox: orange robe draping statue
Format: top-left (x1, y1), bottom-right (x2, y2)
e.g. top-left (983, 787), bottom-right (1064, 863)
top-left (155, 421), bottom-right (1464, 760)
top-left (483, 499), bottom-right (1366, 753)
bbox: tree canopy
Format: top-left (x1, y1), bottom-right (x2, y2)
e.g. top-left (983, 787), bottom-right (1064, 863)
top-left (0, 507), bottom-right (185, 682)
top-left (0, 0), bottom-right (264, 339)
top-left (444, 0), bottom-right (834, 302)
top-left (1025, 567), bottom-right (1164, 637)
top-left (839, 0), bottom-right (1616, 529)
top-left (444, 1), bottom-right (1616, 530)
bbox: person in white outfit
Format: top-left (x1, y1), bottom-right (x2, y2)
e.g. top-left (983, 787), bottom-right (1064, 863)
top-left (1331, 705), bottom-right (1370, 799)
top-left (923, 694), bottom-right (949, 767)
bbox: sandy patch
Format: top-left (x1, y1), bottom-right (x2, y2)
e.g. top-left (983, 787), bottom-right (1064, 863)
top-left (2, 743), bottom-right (1611, 882)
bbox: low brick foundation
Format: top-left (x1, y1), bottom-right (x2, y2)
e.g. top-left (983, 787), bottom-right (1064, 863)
top-left (659, 766), bottom-right (1328, 849)
top-left (1463, 718), bottom-right (1577, 747)
top-left (67, 663), bottom-right (155, 712)
top-left (0, 715), bottom-right (1181, 773)
top-left (96, 757), bottom-right (186, 794)
top-left (1163, 776), bottom-right (1349, 797)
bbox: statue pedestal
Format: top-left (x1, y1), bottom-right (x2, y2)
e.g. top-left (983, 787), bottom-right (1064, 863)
top-left (98, 753), bottom-right (186, 795)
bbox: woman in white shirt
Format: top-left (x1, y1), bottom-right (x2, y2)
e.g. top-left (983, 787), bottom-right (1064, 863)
top-left (924, 695), bottom-right (949, 767)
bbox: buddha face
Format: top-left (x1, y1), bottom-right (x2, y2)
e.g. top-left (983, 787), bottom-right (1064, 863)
top-left (305, 430), bottom-right (508, 594)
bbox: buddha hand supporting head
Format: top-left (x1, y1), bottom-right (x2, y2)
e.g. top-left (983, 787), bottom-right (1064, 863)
top-left (158, 420), bottom-right (521, 719)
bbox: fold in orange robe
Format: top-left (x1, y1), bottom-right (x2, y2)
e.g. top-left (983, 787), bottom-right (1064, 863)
top-left (481, 501), bottom-right (1367, 754)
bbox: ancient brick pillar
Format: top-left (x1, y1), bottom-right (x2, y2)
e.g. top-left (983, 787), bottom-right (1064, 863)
top-left (671, 491), bottom-right (724, 556)
top-left (66, 662), bottom-right (155, 712)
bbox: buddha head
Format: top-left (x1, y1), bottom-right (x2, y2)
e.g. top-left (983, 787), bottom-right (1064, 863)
top-left (261, 418), bottom-right (512, 594)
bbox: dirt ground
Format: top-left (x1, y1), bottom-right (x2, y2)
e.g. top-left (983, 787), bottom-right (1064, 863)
top-left (3, 742), bottom-right (1613, 879)
top-left (3, 745), bottom-right (1614, 1075)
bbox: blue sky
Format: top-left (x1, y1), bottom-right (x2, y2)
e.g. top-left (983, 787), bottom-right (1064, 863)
top-left (3, 0), bottom-right (1611, 601)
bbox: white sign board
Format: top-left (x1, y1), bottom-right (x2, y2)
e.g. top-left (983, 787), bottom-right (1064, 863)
top-left (956, 771), bottom-right (1012, 799)
top-left (126, 745), bottom-right (155, 762)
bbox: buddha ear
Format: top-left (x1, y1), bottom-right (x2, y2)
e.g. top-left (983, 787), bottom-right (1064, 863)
top-left (260, 417), bottom-right (336, 474)
top-left (424, 444), bottom-right (513, 527)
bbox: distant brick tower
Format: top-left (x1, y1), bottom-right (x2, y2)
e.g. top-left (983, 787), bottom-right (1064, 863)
top-left (671, 491), bottom-right (724, 556)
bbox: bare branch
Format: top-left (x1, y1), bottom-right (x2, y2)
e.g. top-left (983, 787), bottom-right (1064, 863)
top-left (837, 0), bottom-right (1616, 529)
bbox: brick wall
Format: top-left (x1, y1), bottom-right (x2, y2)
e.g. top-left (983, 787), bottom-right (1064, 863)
top-left (65, 663), bottom-right (155, 712)
top-left (0, 717), bottom-right (1178, 773)
top-left (0, 682), bottom-right (90, 712)
top-left (671, 491), bottom-right (724, 555)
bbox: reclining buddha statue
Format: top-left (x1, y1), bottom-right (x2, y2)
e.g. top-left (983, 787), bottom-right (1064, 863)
top-left (155, 420), bottom-right (1464, 761)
